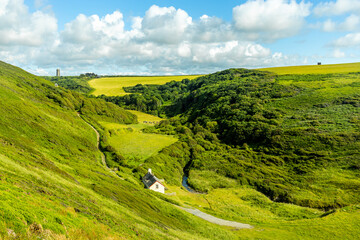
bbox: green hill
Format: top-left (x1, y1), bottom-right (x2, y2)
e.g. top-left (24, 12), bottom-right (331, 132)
top-left (97, 67), bottom-right (360, 239)
top-left (1, 61), bottom-right (360, 239)
top-left (122, 68), bottom-right (359, 208)
top-left (0, 61), bottom-right (238, 239)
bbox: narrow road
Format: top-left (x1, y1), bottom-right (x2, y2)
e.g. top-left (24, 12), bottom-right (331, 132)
top-left (182, 170), bottom-right (252, 228)
top-left (179, 206), bottom-right (253, 229)
top-left (77, 113), bottom-right (121, 178)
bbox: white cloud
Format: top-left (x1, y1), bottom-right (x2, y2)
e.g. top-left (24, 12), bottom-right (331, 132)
top-left (34, 0), bottom-right (45, 8)
top-left (177, 42), bottom-right (191, 57)
top-left (333, 32), bottom-right (360, 47)
top-left (140, 5), bottom-right (192, 44)
top-left (189, 15), bottom-right (235, 43)
top-left (0, 0), bottom-right (57, 46)
top-left (62, 11), bottom-right (126, 44)
top-left (233, 0), bottom-right (311, 41)
top-left (323, 19), bottom-right (336, 32)
top-left (332, 49), bottom-right (346, 57)
top-left (191, 41), bottom-right (272, 65)
top-left (314, 0), bottom-right (360, 16)
top-left (315, 14), bottom-right (360, 32)
top-left (341, 14), bottom-right (360, 31)
top-left (0, 3), bottom-right (299, 75)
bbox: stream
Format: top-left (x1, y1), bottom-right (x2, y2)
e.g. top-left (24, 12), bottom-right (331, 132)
top-left (182, 175), bottom-right (195, 192)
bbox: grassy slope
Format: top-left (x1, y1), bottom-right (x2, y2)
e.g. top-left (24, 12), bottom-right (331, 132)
top-left (89, 75), bottom-right (202, 96)
top-left (0, 61), bottom-right (237, 239)
top-left (96, 66), bottom-right (360, 239)
top-left (263, 72), bottom-right (360, 206)
top-left (164, 186), bottom-right (360, 240)
top-left (2, 61), bottom-right (360, 239)
top-left (121, 66), bottom-right (360, 239)
top-left (100, 121), bottom-right (177, 167)
top-left (259, 62), bottom-right (360, 75)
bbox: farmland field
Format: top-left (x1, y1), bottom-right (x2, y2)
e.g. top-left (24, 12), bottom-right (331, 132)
top-left (89, 75), bottom-right (202, 96)
top-left (260, 62), bottom-right (360, 75)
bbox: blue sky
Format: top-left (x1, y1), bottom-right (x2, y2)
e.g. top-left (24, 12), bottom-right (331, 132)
top-left (2, 0), bottom-right (360, 75)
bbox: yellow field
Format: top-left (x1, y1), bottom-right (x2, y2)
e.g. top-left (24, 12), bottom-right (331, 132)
top-left (89, 75), bottom-right (202, 96)
top-left (260, 62), bottom-right (360, 75)
top-left (127, 110), bottom-right (163, 124)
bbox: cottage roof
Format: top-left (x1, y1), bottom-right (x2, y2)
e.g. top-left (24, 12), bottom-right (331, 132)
top-left (142, 172), bottom-right (163, 188)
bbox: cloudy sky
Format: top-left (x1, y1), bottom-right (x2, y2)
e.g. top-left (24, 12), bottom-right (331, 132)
top-left (1, 0), bottom-right (359, 75)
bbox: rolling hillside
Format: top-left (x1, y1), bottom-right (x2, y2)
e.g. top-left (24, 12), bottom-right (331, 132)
top-left (96, 66), bottom-right (360, 239)
top-left (1, 61), bottom-right (360, 239)
top-left (0, 61), bottom-right (238, 239)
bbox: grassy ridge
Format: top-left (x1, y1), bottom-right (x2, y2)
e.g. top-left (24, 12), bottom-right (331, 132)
top-left (2, 60), bottom-right (360, 239)
top-left (89, 75), bottom-right (202, 96)
top-left (260, 62), bottom-right (360, 75)
top-left (0, 61), bottom-right (239, 239)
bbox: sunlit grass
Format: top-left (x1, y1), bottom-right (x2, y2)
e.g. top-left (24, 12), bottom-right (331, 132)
top-left (260, 62), bottom-right (360, 75)
top-left (164, 184), bottom-right (360, 239)
top-left (89, 75), bottom-right (202, 96)
top-left (128, 110), bottom-right (163, 124)
top-left (101, 121), bottom-right (177, 165)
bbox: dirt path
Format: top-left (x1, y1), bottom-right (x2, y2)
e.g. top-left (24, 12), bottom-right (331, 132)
top-left (77, 114), bottom-right (121, 178)
top-left (179, 206), bottom-right (253, 229)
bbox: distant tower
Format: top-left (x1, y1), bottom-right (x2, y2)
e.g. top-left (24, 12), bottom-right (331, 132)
top-left (56, 69), bottom-right (60, 77)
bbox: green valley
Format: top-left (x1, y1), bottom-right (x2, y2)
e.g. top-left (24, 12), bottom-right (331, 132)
top-left (1, 60), bottom-right (360, 240)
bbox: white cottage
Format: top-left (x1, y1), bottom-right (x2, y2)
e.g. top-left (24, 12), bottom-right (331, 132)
top-left (142, 169), bottom-right (165, 194)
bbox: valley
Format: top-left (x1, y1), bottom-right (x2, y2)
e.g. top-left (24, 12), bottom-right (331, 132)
top-left (0, 61), bottom-right (360, 239)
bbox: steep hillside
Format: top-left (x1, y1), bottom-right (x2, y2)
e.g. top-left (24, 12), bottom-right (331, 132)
top-left (0, 61), bottom-right (238, 239)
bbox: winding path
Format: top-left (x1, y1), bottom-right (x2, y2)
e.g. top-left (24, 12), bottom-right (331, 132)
top-left (77, 113), bottom-right (120, 178)
top-left (182, 171), bottom-right (253, 228)
top-left (179, 206), bottom-right (253, 229)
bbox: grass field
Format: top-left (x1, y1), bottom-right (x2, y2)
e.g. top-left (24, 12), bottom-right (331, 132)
top-left (89, 75), bottom-right (202, 96)
top-left (128, 110), bottom-right (163, 124)
top-left (260, 62), bottom-right (360, 75)
top-left (100, 112), bottom-right (177, 166)
top-left (164, 185), bottom-right (360, 240)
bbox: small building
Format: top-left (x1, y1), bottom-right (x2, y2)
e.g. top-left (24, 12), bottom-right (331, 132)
top-left (142, 169), bottom-right (165, 194)
top-left (56, 69), bottom-right (60, 77)
top-left (317, 62), bottom-right (321, 65)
